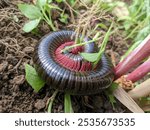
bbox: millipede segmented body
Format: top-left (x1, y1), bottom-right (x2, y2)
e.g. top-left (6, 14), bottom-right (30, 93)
top-left (33, 30), bottom-right (114, 95)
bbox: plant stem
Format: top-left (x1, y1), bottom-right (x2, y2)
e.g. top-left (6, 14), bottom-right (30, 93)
top-left (115, 34), bottom-right (150, 79)
top-left (126, 59), bottom-right (150, 82)
top-left (62, 37), bottom-right (101, 53)
top-left (64, 93), bottom-right (73, 113)
top-left (47, 89), bottom-right (58, 113)
top-left (94, 23), bottom-right (113, 66)
top-left (41, 7), bottom-right (56, 31)
top-left (124, 20), bottom-right (145, 40)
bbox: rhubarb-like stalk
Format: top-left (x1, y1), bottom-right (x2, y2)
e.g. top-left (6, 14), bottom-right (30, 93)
top-left (126, 59), bottom-right (150, 82)
top-left (114, 34), bottom-right (150, 79)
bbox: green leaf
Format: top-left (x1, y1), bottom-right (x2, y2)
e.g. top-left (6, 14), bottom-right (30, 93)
top-left (68, 0), bottom-right (75, 6)
top-left (37, 0), bottom-right (47, 8)
top-left (46, 4), bottom-right (62, 11)
top-left (123, 21), bottom-right (132, 30)
top-left (117, 16), bottom-right (132, 21)
top-left (97, 23), bottom-right (108, 30)
top-left (121, 23), bottom-right (150, 61)
top-left (47, 90), bottom-right (58, 113)
top-left (18, 4), bottom-right (42, 19)
top-left (108, 94), bottom-right (116, 109)
top-left (80, 53), bottom-right (99, 62)
top-left (94, 23), bottom-right (113, 65)
top-left (55, 0), bottom-right (64, 3)
top-left (23, 18), bottom-right (41, 32)
top-left (25, 64), bottom-right (45, 92)
top-left (109, 82), bottom-right (118, 92)
top-left (105, 83), bottom-right (118, 109)
top-left (64, 93), bottom-right (73, 113)
top-left (135, 25), bottom-right (150, 42)
top-left (59, 13), bottom-right (68, 24)
top-left (48, 0), bottom-right (53, 3)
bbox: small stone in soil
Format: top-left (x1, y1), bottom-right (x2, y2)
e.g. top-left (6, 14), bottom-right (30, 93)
top-left (23, 47), bottom-right (34, 54)
top-left (7, 64), bottom-right (13, 70)
top-left (34, 100), bottom-right (46, 110)
top-left (0, 105), bottom-right (2, 113)
top-left (13, 75), bottom-right (25, 85)
top-left (0, 61), bottom-right (8, 72)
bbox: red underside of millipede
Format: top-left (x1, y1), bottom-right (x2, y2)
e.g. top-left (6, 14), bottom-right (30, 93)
top-left (54, 42), bottom-right (92, 71)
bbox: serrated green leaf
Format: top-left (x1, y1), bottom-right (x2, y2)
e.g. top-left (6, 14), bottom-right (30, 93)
top-left (18, 4), bottom-right (42, 19)
top-left (23, 18), bottom-right (41, 32)
top-left (25, 64), bottom-right (45, 92)
top-left (80, 53), bottom-right (99, 62)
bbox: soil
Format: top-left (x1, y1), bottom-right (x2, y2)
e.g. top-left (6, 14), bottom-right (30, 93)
top-left (0, 1), bottom-right (128, 113)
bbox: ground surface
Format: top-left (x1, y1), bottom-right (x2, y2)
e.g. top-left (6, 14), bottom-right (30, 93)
top-left (0, 0), bottom-right (128, 113)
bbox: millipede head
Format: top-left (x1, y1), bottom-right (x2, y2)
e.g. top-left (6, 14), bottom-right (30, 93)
top-left (33, 30), bottom-right (114, 95)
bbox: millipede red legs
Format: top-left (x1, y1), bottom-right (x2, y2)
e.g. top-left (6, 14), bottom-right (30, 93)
top-left (33, 30), bottom-right (114, 95)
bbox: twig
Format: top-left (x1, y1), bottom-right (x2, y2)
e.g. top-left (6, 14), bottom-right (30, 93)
top-left (113, 86), bottom-right (144, 113)
top-left (128, 79), bottom-right (150, 100)
top-left (47, 89), bottom-right (59, 113)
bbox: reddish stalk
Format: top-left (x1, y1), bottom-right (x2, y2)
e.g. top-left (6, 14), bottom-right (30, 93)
top-left (114, 34), bottom-right (150, 79)
top-left (126, 59), bottom-right (150, 82)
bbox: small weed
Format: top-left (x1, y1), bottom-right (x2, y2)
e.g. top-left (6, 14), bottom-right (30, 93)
top-left (18, 0), bottom-right (62, 32)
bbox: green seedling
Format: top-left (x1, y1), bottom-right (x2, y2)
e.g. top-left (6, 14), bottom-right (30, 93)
top-left (59, 11), bottom-right (69, 24)
top-left (25, 64), bottom-right (45, 92)
top-left (18, 0), bottom-right (62, 32)
top-left (105, 83), bottom-right (118, 109)
top-left (80, 23), bottom-right (113, 66)
top-left (64, 93), bottom-right (74, 113)
top-left (62, 23), bottom-right (113, 67)
top-left (117, 0), bottom-right (150, 61)
top-left (25, 64), bottom-right (73, 113)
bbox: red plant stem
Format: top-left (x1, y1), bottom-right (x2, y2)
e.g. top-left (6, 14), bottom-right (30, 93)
top-left (114, 34), bottom-right (150, 79)
top-left (126, 59), bottom-right (150, 82)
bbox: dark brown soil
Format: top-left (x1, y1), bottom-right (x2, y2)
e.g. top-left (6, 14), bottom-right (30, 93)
top-left (0, 1), bottom-right (128, 113)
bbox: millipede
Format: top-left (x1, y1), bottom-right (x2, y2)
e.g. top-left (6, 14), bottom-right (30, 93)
top-left (33, 30), bottom-right (114, 95)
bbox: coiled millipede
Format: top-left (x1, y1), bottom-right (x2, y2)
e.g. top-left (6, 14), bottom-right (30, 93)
top-left (33, 30), bottom-right (114, 95)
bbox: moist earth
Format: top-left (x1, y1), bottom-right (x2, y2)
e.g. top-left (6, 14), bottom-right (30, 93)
top-left (0, 1), bottom-right (128, 113)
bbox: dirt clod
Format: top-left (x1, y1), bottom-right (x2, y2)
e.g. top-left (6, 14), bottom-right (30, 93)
top-left (0, 1), bottom-right (128, 113)
top-left (34, 100), bottom-right (46, 110)
top-left (23, 47), bottom-right (34, 54)
top-left (12, 75), bottom-right (25, 85)
top-left (0, 61), bottom-right (8, 72)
